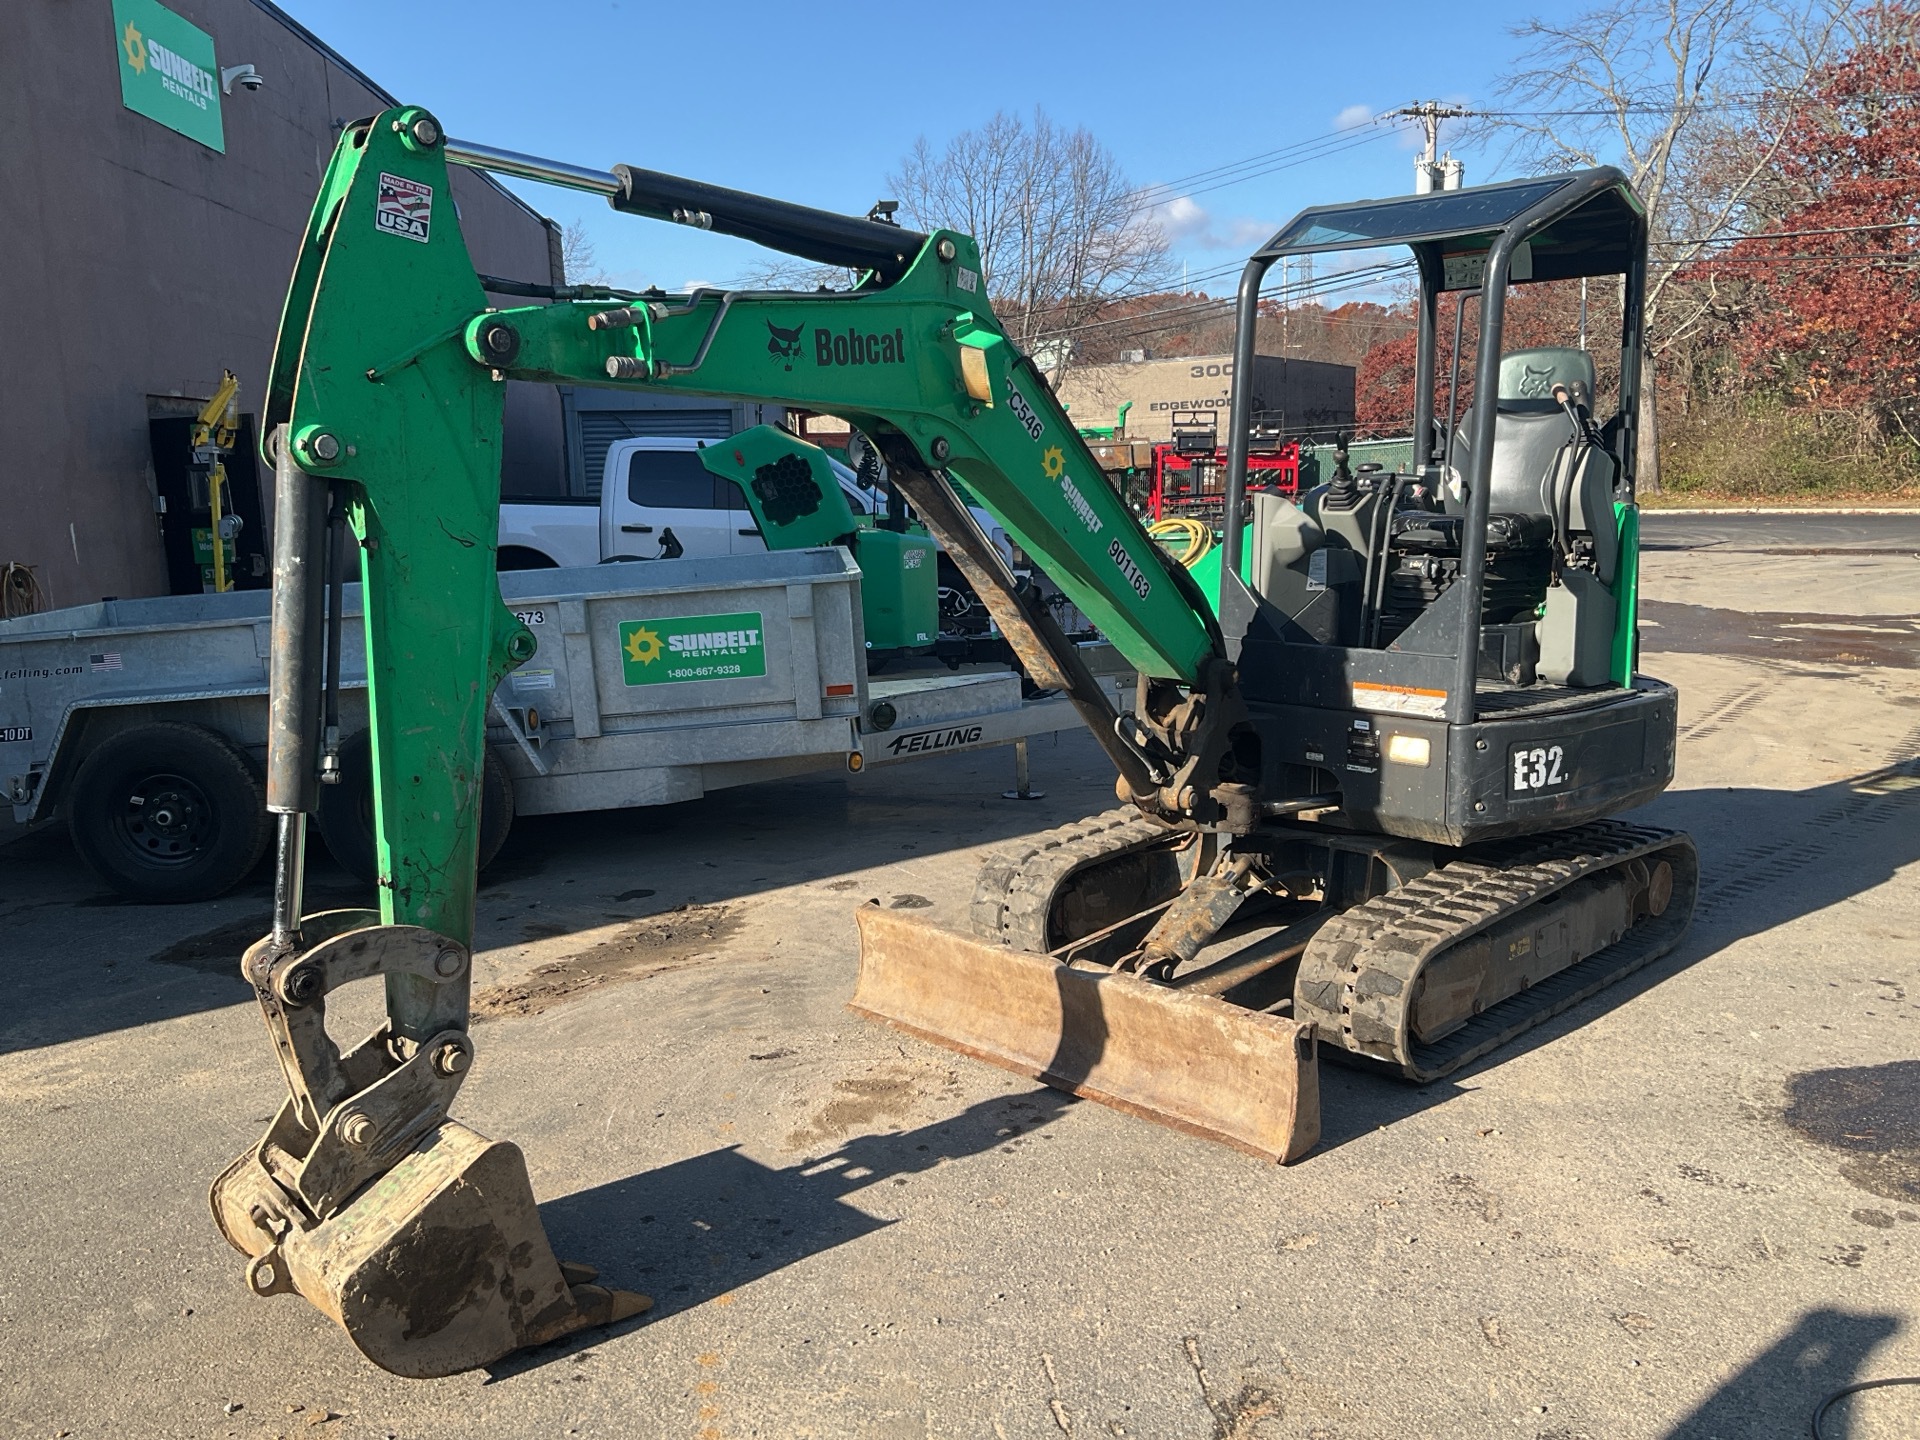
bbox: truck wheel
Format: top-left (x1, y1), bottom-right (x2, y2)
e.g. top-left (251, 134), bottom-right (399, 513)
top-left (315, 730), bottom-right (515, 887)
top-left (497, 546), bottom-right (558, 571)
top-left (66, 721), bottom-right (270, 903)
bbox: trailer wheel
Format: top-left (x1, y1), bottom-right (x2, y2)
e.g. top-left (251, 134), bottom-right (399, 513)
top-left (315, 730), bottom-right (515, 887)
top-left (66, 721), bottom-right (270, 903)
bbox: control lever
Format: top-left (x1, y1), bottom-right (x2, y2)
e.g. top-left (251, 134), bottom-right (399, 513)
top-left (1546, 384), bottom-right (1603, 570)
top-left (1551, 383), bottom-right (1604, 448)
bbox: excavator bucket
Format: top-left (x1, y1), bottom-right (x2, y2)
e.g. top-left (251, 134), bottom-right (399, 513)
top-left (851, 905), bottom-right (1321, 1163)
top-left (211, 1117), bottom-right (647, 1379)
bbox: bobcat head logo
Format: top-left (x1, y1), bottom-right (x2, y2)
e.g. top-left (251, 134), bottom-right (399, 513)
top-left (766, 320), bottom-right (805, 370)
top-left (1517, 363), bottom-right (1557, 400)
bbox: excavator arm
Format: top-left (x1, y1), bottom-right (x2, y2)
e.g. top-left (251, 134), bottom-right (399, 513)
top-left (211, 106), bottom-right (1279, 1380)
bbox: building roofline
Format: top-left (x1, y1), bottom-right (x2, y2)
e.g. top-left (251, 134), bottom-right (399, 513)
top-left (244, 0), bottom-right (554, 232)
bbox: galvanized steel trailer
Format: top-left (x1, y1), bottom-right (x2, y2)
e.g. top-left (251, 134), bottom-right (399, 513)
top-left (0, 549), bottom-right (1123, 900)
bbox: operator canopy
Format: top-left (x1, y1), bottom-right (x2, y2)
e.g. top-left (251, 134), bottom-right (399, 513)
top-left (1257, 169), bottom-right (1646, 285)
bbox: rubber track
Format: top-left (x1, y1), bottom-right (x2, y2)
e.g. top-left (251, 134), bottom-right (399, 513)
top-left (969, 808), bottom-right (1179, 952)
top-left (1295, 819), bottom-right (1699, 1083)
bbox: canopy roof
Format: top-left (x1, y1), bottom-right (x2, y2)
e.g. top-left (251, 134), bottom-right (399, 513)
top-left (1256, 168), bottom-right (1645, 286)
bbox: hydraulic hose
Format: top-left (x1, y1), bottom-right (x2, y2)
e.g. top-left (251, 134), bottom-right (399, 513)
top-left (1148, 516), bottom-right (1217, 569)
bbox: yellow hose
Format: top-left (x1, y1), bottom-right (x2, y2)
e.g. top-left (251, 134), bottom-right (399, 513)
top-left (1147, 516), bottom-right (1216, 568)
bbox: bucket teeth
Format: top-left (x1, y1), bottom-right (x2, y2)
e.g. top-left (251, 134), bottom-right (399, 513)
top-left (559, 1260), bottom-right (600, 1287)
top-left (570, 1283), bottom-right (654, 1325)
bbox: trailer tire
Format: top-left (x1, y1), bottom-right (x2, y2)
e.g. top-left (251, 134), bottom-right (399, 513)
top-left (315, 730), bottom-right (515, 887)
top-left (66, 721), bottom-right (270, 903)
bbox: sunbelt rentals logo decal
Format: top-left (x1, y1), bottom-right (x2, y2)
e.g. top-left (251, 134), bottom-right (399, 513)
top-left (113, 0), bottom-right (225, 152)
top-left (620, 612), bottom-right (767, 686)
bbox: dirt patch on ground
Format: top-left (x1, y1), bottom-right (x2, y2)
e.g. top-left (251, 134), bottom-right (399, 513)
top-left (1784, 1061), bottom-right (1920, 1203)
top-left (784, 1064), bottom-right (926, 1153)
top-left (473, 903), bottom-right (742, 1019)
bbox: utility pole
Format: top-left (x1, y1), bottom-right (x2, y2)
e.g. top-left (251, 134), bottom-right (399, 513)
top-left (1388, 101), bottom-right (1473, 192)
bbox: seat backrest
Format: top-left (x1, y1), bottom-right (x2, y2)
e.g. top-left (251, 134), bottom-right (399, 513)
top-left (1444, 347), bottom-right (1598, 520)
top-left (1498, 347), bottom-right (1595, 409)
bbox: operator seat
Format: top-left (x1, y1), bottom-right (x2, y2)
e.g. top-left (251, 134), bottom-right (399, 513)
top-left (1438, 347), bottom-right (1622, 687)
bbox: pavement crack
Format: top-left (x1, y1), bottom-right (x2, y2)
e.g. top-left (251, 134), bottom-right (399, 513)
top-left (1183, 1335), bottom-right (1284, 1440)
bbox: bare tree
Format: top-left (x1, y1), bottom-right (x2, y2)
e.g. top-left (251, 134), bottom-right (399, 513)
top-left (732, 256), bottom-right (858, 291)
top-left (889, 109), bottom-right (1169, 384)
top-left (1479, 0), bottom-right (1855, 483)
top-left (560, 219), bottom-right (611, 287)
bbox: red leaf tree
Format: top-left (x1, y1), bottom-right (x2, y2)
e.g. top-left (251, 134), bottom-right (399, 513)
top-left (1354, 284), bottom-right (1598, 435)
top-left (1723, 4), bottom-right (1920, 442)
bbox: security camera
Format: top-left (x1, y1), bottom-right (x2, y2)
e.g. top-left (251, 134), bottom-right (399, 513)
top-left (220, 64), bottom-right (264, 94)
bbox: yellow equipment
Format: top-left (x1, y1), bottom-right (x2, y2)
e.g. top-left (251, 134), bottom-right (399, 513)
top-left (190, 370), bottom-right (241, 593)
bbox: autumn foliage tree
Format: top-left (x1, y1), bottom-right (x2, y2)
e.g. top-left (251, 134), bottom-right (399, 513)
top-left (1352, 281), bottom-right (1619, 434)
top-left (1720, 4), bottom-right (1920, 445)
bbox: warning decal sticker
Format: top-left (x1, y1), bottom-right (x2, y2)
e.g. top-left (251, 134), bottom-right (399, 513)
top-left (375, 172), bottom-right (433, 244)
top-left (1352, 680), bottom-right (1448, 719)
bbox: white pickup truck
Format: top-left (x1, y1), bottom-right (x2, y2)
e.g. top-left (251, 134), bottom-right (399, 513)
top-left (498, 434), bottom-right (1011, 570)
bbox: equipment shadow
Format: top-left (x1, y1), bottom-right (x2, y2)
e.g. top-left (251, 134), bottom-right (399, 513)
top-left (1312, 748), bottom-right (1920, 1151)
top-left (0, 730), bottom-right (1110, 1055)
top-left (484, 1085), bottom-right (1080, 1380)
top-left (1661, 1307), bottom-right (1902, 1440)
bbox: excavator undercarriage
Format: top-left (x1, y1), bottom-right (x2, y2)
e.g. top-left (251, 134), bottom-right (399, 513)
top-left (857, 805), bottom-right (1697, 1161)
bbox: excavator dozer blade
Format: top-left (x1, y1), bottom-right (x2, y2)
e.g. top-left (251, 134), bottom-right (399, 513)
top-left (211, 1118), bottom-right (648, 1379)
top-left (851, 906), bottom-right (1321, 1163)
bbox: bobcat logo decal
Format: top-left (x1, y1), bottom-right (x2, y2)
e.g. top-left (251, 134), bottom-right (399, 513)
top-left (766, 320), bottom-right (805, 371)
top-left (1517, 363), bottom-right (1558, 400)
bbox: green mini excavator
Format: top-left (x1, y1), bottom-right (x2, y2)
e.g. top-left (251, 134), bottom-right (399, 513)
top-left (213, 107), bottom-right (1695, 1376)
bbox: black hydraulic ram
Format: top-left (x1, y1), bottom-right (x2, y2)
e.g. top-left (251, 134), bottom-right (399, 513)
top-left (266, 424), bottom-right (329, 949)
top-left (442, 138), bottom-right (929, 284)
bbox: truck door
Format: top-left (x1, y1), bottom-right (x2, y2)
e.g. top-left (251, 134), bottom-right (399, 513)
top-left (605, 442), bottom-right (735, 560)
top-left (715, 469), bottom-right (766, 555)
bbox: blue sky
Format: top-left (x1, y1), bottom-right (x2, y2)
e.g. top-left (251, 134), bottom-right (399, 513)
top-left (290, 0), bottom-right (1559, 295)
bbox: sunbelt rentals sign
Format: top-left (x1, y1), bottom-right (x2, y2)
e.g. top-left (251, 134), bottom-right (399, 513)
top-left (619, 612), bottom-right (767, 686)
top-left (113, 0), bottom-right (225, 152)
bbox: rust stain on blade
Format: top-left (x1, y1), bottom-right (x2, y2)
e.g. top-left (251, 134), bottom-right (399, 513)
top-left (850, 905), bottom-right (1320, 1163)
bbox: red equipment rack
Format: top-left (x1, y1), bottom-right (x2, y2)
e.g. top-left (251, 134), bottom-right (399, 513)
top-left (1146, 410), bottom-right (1303, 522)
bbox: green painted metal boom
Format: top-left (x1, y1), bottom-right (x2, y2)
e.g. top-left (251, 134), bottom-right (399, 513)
top-left (264, 106), bottom-right (1224, 954)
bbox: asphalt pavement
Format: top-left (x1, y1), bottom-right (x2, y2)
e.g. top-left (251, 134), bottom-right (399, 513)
top-left (1641, 509), bottom-right (1920, 552)
top-left (1, 539), bottom-right (1917, 1440)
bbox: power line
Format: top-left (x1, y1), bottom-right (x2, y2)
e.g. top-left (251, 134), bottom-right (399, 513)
top-left (1128, 127), bottom-right (1386, 209)
top-left (1047, 261), bottom-right (1415, 344)
top-left (1472, 90), bottom-right (1920, 119)
top-left (1660, 248), bottom-right (1920, 267)
top-left (1657, 216), bottom-right (1920, 246)
top-left (1118, 87), bottom-right (1920, 224)
top-left (1129, 128), bottom-right (1393, 213)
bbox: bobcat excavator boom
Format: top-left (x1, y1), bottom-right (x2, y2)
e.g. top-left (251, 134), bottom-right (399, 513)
top-left (216, 108), bottom-right (1693, 1376)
